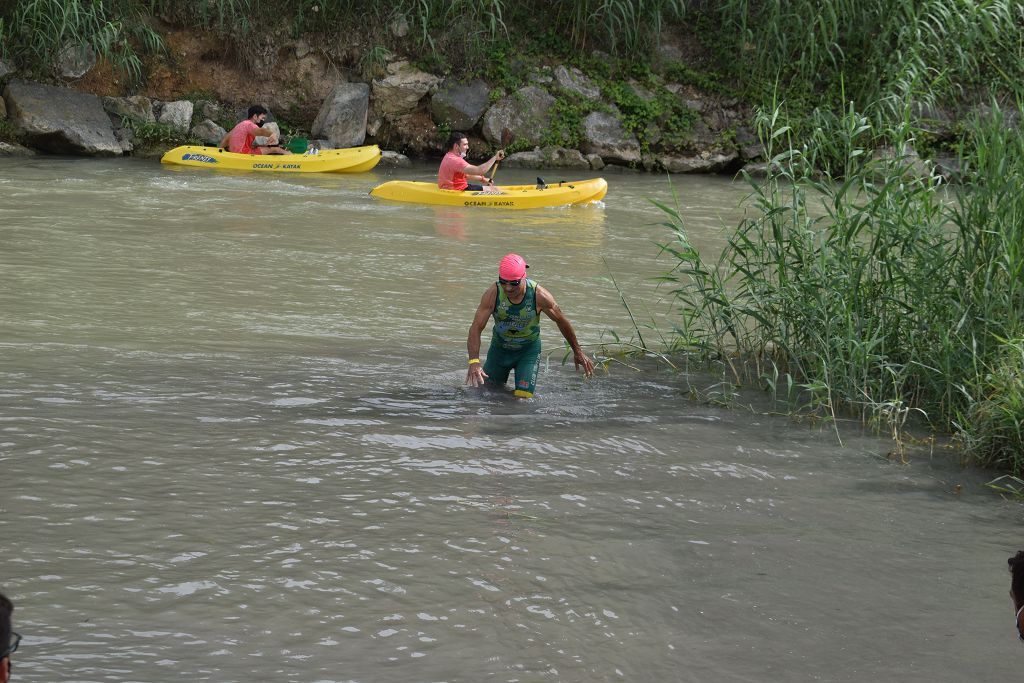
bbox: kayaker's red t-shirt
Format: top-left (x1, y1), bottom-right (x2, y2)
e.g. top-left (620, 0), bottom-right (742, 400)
top-left (226, 119), bottom-right (264, 155)
top-left (438, 151), bottom-right (469, 190)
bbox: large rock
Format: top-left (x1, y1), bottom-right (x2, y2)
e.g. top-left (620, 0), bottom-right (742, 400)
top-left (3, 80), bottom-right (121, 156)
top-left (0, 59), bottom-right (13, 80)
top-left (869, 144), bottom-right (930, 181)
top-left (481, 85), bottom-right (556, 147)
top-left (191, 119), bottom-right (227, 146)
top-left (503, 146), bottom-right (591, 170)
top-left (254, 121), bottom-right (281, 147)
top-left (0, 141), bottom-right (35, 157)
top-left (194, 99), bottom-right (223, 124)
top-left (157, 100), bottom-right (193, 131)
top-left (933, 155), bottom-right (962, 182)
top-left (372, 110), bottom-right (438, 157)
top-left (114, 126), bottom-right (133, 154)
top-left (102, 95), bottom-right (154, 124)
top-left (380, 150), bottom-right (412, 167)
top-left (372, 61), bottom-right (441, 116)
top-left (581, 110), bottom-right (641, 164)
top-left (55, 43), bottom-right (96, 79)
top-left (552, 66), bottom-right (601, 100)
top-left (430, 79), bottom-right (489, 131)
top-left (734, 125), bottom-right (763, 160)
top-left (312, 82), bottom-right (370, 148)
top-left (658, 151), bottom-right (738, 173)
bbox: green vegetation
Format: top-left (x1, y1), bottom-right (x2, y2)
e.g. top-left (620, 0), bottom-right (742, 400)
top-left (129, 119), bottom-right (200, 149)
top-left (0, 1), bottom-right (686, 81)
top-left (648, 100), bottom-right (1024, 472)
top-left (0, 0), bottom-right (163, 84)
top-left (0, 119), bottom-right (27, 146)
top-left (704, 0), bottom-right (1023, 146)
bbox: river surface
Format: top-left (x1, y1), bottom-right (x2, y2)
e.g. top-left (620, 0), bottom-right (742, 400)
top-left (1, 157), bottom-right (1020, 682)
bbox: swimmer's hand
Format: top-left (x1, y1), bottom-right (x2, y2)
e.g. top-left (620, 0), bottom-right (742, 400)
top-left (574, 351), bottom-right (595, 378)
top-left (466, 363), bottom-right (488, 387)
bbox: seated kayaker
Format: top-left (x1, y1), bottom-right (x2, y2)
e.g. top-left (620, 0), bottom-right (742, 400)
top-left (219, 105), bottom-right (292, 155)
top-left (438, 132), bottom-right (505, 192)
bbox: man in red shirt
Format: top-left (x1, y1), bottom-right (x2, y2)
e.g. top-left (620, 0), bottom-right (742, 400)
top-left (219, 105), bottom-right (291, 155)
top-left (438, 132), bottom-right (505, 191)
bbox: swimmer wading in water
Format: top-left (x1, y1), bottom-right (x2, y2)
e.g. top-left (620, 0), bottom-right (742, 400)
top-left (465, 253), bottom-right (595, 398)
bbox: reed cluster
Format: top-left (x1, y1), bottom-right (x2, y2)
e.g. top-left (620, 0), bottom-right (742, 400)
top-left (0, 0), bottom-right (162, 84)
top-left (707, 0), bottom-right (1023, 117)
top-left (653, 101), bottom-right (1024, 472)
top-left (0, 0), bottom-right (685, 79)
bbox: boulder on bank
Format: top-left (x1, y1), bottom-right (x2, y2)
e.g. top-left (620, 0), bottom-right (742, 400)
top-left (0, 141), bottom-right (35, 157)
top-left (102, 95), bottom-right (155, 124)
top-left (3, 80), bottom-right (121, 156)
top-left (482, 85), bottom-right (556, 147)
top-left (114, 127), bottom-right (133, 154)
top-left (372, 62), bottom-right (441, 116)
top-left (157, 100), bottom-right (193, 131)
top-left (380, 150), bottom-right (412, 167)
top-left (658, 151), bottom-right (738, 173)
top-left (430, 79), bottom-right (489, 131)
top-left (191, 119), bottom-right (227, 146)
top-left (312, 82), bottom-right (370, 148)
top-left (734, 125), bottom-right (763, 161)
top-left (254, 121), bottom-right (281, 147)
top-left (553, 66), bottom-right (601, 100)
top-left (581, 110), bottom-right (641, 165)
top-left (373, 110), bottom-right (438, 157)
top-left (55, 42), bottom-right (96, 80)
top-left (503, 146), bottom-right (592, 170)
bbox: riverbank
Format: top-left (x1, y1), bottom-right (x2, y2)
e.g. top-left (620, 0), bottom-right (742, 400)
top-left (0, 5), bottom-right (1015, 177)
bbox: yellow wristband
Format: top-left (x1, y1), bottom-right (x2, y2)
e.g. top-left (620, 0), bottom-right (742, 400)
top-left (468, 358), bottom-right (480, 365)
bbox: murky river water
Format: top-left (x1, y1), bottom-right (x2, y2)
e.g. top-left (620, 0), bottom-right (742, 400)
top-left (1, 157), bottom-right (1021, 682)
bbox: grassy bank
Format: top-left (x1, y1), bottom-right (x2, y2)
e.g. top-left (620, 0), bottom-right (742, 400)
top-left (2, 1), bottom-right (1019, 166)
top-left (649, 100), bottom-right (1023, 473)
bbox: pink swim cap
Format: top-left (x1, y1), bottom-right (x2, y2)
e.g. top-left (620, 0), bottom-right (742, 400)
top-left (498, 253), bottom-right (528, 280)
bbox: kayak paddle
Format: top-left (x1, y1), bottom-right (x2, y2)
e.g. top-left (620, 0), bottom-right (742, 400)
top-left (487, 128), bottom-right (513, 183)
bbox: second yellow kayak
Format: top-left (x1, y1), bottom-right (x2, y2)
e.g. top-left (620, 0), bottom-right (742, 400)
top-left (370, 178), bottom-right (608, 209)
top-left (160, 144), bottom-right (382, 173)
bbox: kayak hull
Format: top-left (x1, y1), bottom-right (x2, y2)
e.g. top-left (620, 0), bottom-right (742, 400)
top-left (369, 178), bottom-right (608, 209)
top-left (160, 145), bottom-right (382, 173)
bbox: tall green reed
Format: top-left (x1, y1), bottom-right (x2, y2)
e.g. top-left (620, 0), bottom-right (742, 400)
top-left (707, 0), bottom-right (1023, 125)
top-left (655, 100), bottom-right (1024, 471)
top-left (2, 0), bottom-right (163, 84)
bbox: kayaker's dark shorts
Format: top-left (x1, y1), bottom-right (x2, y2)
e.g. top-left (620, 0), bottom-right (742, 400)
top-left (466, 183), bottom-right (483, 191)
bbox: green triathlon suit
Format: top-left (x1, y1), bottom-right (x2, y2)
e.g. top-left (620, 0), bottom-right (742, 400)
top-left (484, 279), bottom-right (542, 397)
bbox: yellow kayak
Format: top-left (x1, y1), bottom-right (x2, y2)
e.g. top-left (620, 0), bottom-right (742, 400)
top-left (160, 145), bottom-right (381, 173)
top-left (370, 178), bottom-right (607, 209)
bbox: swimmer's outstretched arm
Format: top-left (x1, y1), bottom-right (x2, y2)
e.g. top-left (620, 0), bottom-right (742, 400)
top-left (466, 285), bottom-right (497, 386)
top-left (537, 285), bottom-right (595, 377)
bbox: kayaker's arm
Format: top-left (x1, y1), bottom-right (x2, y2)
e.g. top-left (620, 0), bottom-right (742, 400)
top-left (537, 285), bottom-right (595, 378)
top-left (466, 285), bottom-right (497, 387)
top-left (254, 126), bottom-right (279, 144)
top-left (462, 150), bottom-right (506, 177)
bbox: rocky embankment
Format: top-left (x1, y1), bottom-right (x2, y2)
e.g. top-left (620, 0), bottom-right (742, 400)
top-left (0, 47), bottom-right (763, 173)
top-left (0, 51), bottom-right (994, 178)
